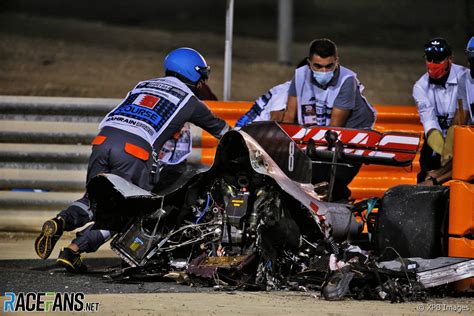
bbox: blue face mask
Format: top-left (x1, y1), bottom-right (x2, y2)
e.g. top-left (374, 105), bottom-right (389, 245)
top-left (312, 70), bottom-right (334, 86)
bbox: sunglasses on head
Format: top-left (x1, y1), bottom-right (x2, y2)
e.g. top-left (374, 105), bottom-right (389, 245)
top-left (424, 46), bottom-right (448, 63)
top-left (424, 45), bottom-right (446, 54)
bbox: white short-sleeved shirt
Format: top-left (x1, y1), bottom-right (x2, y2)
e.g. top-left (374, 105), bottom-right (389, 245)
top-left (457, 70), bottom-right (474, 123)
top-left (413, 63), bottom-right (468, 136)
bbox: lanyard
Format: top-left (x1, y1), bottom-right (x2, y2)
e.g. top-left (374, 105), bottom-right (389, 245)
top-left (432, 83), bottom-right (454, 117)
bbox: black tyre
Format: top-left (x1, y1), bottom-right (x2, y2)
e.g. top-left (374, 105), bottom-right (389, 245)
top-left (375, 185), bottom-right (449, 260)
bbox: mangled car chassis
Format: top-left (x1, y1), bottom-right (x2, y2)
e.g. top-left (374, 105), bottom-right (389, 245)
top-left (88, 122), bottom-right (473, 301)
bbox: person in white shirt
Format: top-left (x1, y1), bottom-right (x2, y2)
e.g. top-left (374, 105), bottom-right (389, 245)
top-left (412, 37), bottom-right (469, 183)
top-left (458, 37), bottom-right (474, 124)
top-left (235, 58), bottom-right (311, 128)
top-left (235, 81), bottom-right (290, 128)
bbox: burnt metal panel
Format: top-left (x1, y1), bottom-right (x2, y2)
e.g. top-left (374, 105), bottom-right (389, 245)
top-left (241, 121), bottom-right (312, 183)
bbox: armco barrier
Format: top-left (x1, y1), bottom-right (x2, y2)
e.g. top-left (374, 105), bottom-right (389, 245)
top-left (0, 96), bottom-right (423, 232)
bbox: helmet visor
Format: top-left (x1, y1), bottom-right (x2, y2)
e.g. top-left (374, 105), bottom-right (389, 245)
top-left (195, 65), bottom-right (211, 80)
top-left (466, 49), bottom-right (474, 59)
top-left (466, 37), bottom-right (474, 58)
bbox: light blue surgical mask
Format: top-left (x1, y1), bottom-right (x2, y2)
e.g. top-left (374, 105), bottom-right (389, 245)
top-left (312, 70), bottom-right (334, 86)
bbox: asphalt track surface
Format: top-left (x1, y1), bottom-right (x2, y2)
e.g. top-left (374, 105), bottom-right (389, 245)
top-left (1, 235), bottom-right (473, 316)
top-left (0, 258), bottom-right (210, 295)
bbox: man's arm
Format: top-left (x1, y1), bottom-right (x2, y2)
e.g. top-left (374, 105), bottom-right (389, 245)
top-left (412, 83), bottom-right (446, 154)
top-left (281, 78), bottom-right (298, 123)
top-left (329, 77), bottom-right (356, 127)
top-left (413, 82), bottom-right (442, 136)
top-left (189, 97), bottom-right (230, 138)
top-left (282, 96), bottom-right (297, 123)
top-left (270, 110), bottom-right (285, 121)
top-left (235, 103), bottom-right (262, 128)
top-left (329, 107), bottom-right (351, 127)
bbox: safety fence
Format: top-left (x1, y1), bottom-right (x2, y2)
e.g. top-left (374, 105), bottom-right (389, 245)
top-left (0, 96), bottom-right (423, 231)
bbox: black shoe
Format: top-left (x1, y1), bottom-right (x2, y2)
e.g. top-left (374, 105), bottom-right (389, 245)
top-left (56, 248), bottom-right (88, 273)
top-left (35, 217), bottom-right (64, 259)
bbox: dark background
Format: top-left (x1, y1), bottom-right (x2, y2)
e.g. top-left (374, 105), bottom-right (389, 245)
top-left (0, 0), bottom-right (472, 103)
top-left (3, 0), bottom-right (472, 51)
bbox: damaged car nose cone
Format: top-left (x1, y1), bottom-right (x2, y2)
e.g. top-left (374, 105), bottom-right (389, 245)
top-left (88, 122), bottom-right (473, 301)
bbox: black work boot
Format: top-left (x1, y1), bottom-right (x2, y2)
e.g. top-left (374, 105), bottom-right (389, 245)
top-left (35, 216), bottom-right (65, 259)
top-left (56, 248), bottom-right (88, 273)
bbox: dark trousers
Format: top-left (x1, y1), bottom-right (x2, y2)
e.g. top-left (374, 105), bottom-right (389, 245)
top-left (311, 161), bottom-right (362, 202)
top-left (417, 139), bottom-right (441, 183)
top-left (57, 195), bottom-right (110, 253)
top-left (57, 127), bottom-right (153, 253)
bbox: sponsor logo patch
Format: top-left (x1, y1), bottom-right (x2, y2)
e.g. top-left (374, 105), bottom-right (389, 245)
top-left (134, 94), bottom-right (160, 109)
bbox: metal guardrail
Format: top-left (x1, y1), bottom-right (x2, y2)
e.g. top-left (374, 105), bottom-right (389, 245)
top-left (0, 96), bottom-right (422, 232)
top-left (0, 96), bottom-right (112, 231)
top-left (0, 96), bottom-right (219, 231)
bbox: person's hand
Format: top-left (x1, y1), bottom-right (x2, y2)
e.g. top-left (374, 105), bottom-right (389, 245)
top-left (441, 125), bottom-right (455, 166)
top-left (419, 176), bottom-right (438, 186)
top-left (426, 129), bottom-right (444, 155)
top-left (419, 169), bottom-right (439, 186)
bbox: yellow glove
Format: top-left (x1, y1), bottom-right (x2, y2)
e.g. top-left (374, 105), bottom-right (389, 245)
top-left (441, 126), bottom-right (455, 166)
top-left (427, 129), bottom-right (445, 155)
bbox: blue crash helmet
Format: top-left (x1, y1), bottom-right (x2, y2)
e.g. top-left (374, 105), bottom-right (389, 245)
top-left (164, 47), bottom-right (210, 85)
top-left (466, 37), bottom-right (474, 59)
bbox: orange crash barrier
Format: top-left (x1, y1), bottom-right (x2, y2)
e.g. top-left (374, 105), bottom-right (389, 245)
top-left (448, 237), bottom-right (473, 258)
top-left (449, 181), bottom-right (474, 237)
top-left (453, 126), bottom-right (474, 182)
top-left (201, 102), bottom-right (423, 200)
top-left (449, 126), bottom-right (474, 261)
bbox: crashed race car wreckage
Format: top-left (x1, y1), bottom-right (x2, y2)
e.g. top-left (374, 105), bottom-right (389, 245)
top-left (87, 122), bottom-right (473, 301)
